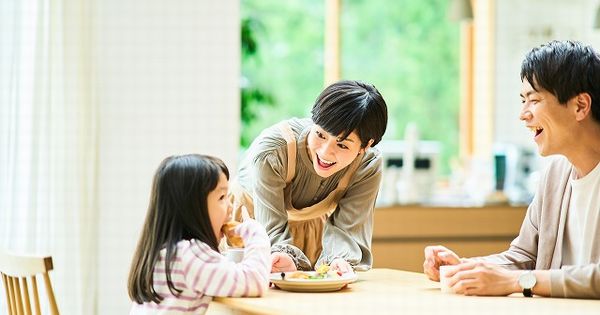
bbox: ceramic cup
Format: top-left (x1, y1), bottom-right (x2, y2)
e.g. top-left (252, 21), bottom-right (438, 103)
top-left (225, 248), bottom-right (244, 263)
top-left (439, 265), bottom-right (458, 293)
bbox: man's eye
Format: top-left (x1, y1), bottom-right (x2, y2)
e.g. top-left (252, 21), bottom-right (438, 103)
top-left (219, 194), bottom-right (226, 200)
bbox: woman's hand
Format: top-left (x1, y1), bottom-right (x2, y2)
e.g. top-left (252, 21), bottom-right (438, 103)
top-left (271, 252), bottom-right (297, 273)
top-left (446, 262), bottom-right (520, 296)
top-left (423, 245), bottom-right (462, 281)
top-left (330, 258), bottom-right (353, 274)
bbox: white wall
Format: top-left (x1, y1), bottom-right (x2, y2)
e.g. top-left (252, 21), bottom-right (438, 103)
top-left (493, 0), bottom-right (600, 149)
top-left (94, 1), bottom-right (239, 312)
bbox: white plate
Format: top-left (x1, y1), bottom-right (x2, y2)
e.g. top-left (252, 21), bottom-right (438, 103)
top-left (269, 272), bottom-right (358, 292)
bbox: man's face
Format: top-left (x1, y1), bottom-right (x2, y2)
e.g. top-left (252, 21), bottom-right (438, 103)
top-left (519, 79), bottom-right (578, 157)
top-left (306, 125), bottom-right (364, 178)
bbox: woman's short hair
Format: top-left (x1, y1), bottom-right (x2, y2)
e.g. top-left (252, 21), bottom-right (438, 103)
top-left (311, 80), bottom-right (388, 147)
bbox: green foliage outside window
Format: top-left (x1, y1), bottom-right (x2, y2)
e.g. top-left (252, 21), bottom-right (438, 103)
top-left (241, 0), bottom-right (459, 174)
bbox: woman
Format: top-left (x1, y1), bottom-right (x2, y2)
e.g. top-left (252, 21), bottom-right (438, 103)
top-left (233, 80), bottom-right (388, 273)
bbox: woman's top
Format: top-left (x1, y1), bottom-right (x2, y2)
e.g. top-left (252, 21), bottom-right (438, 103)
top-left (129, 220), bottom-right (270, 314)
top-left (237, 118), bottom-right (383, 269)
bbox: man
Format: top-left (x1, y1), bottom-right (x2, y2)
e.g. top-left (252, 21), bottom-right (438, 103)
top-left (423, 40), bottom-right (600, 298)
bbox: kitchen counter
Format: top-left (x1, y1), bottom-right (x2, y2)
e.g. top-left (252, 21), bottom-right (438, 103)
top-left (372, 205), bottom-right (527, 271)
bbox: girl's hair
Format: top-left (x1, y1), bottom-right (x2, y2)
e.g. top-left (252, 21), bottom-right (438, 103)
top-left (127, 154), bottom-right (229, 304)
top-left (311, 80), bottom-right (388, 148)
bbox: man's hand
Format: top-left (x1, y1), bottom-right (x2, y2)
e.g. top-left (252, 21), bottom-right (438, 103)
top-left (446, 262), bottom-right (520, 296)
top-left (423, 245), bottom-right (462, 281)
top-left (271, 252), bottom-right (297, 273)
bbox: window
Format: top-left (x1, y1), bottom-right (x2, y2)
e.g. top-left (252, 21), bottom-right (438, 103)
top-left (242, 0), bottom-right (460, 174)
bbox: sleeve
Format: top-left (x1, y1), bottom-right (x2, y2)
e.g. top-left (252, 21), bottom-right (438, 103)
top-left (474, 198), bottom-right (539, 270)
top-left (182, 219), bottom-right (271, 297)
top-left (550, 264), bottom-right (600, 298)
top-left (472, 161), bottom-right (555, 269)
top-left (251, 152), bottom-right (312, 270)
top-left (316, 155), bottom-right (383, 269)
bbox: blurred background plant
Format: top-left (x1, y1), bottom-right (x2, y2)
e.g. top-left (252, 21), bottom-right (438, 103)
top-left (241, 16), bottom-right (275, 147)
top-left (241, 0), bottom-right (459, 174)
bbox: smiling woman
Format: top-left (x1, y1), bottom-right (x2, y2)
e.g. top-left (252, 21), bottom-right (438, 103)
top-left (232, 80), bottom-right (388, 275)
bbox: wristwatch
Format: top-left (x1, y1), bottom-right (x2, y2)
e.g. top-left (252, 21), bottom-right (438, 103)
top-left (518, 271), bottom-right (537, 297)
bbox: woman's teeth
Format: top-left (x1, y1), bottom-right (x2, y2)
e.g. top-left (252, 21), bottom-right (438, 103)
top-left (318, 156), bottom-right (335, 167)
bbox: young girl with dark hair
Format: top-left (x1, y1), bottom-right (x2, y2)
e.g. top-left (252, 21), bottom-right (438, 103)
top-left (128, 154), bottom-right (270, 314)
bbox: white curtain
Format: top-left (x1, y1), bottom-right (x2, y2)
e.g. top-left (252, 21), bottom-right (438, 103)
top-left (0, 0), bottom-right (98, 314)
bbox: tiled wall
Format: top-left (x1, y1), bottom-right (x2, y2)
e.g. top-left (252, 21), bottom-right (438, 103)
top-left (94, 1), bottom-right (239, 312)
top-left (494, 0), bottom-right (597, 149)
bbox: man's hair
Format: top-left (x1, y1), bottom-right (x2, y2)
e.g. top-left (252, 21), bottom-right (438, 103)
top-left (311, 80), bottom-right (388, 147)
top-left (521, 40), bottom-right (600, 122)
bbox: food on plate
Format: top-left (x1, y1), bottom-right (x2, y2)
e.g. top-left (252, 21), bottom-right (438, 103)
top-left (221, 221), bottom-right (244, 248)
top-left (285, 264), bottom-right (343, 280)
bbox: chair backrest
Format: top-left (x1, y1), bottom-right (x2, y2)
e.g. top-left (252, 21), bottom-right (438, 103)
top-left (0, 252), bottom-right (59, 315)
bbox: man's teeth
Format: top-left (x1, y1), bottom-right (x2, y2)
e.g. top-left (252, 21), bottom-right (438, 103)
top-left (528, 126), bottom-right (543, 133)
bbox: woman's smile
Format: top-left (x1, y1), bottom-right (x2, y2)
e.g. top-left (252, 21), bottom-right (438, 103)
top-left (316, 154), bottom-right (336, 170)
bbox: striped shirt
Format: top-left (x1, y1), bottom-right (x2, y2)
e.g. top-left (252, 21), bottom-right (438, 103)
top-left (130, 220), bottom-right (271, 314)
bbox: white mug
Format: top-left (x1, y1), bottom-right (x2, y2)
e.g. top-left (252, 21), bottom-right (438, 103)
top-left (439, 265), bottom-right (458, 293)
top-left (225, 248), bottom-right (244, 263)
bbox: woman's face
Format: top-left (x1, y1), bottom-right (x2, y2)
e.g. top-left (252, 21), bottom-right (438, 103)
top-left (207, 172), bottom-right (232, 240)
top-left (306, 125), bottom-right (365, 178)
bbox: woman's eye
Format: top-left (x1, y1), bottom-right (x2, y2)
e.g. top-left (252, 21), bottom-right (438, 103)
top-left (219, 194), bottom-right (226, 200)
top-left (316, 131), bottom-right (326, 139)
top-left (337, 143), bottom-right (349, 150)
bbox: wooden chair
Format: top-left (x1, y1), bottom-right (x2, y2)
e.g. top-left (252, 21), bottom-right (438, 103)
top-left (0, 252), bottom-right (59, 315)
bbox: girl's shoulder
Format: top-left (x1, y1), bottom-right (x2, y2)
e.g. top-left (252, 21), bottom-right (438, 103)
top-left (173, 239), bottom-right (223, 263)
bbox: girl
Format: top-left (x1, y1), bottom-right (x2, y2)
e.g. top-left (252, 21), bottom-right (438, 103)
top-left (233, 80), bottom-right (388, 273)
top-left (128, 154), bottom-right (270, 314)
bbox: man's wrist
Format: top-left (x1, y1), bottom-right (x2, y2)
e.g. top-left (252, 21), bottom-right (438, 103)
top-left (511, 271), bottom-right (522, 294)
top-left (517, 270), bottom-right (537, 297)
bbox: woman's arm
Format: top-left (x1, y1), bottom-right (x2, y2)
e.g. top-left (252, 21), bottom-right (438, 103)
top-left (251, 153), bottom-right (312, 270)
top-left (317, 154), bottom-right (383, 268)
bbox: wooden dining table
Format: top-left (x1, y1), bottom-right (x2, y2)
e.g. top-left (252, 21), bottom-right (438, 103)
top-left (207, 268), bottom-right (600, 315)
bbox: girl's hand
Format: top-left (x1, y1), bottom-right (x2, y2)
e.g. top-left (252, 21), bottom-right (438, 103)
top-left (330, 258), bottom-right (353, 274)
top-left (234, 207), bottom-right (268, 245)
top-left (240, 206), bottom-right (251, 221)
top-left (423, 245), bottom-right (461, 281)
top-left (446, 262), bottom-right (520, 296)
top-left (271, 252), bottom-right (297, 273)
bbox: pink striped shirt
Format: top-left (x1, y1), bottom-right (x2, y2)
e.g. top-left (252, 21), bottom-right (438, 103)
top-left (130, 220), bottom-right (270, 314)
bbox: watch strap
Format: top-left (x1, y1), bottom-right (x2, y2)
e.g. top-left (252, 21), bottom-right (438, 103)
top-left (523, 288), bottom-right (533, 297)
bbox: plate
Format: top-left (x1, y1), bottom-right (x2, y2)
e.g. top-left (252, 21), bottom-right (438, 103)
top-left (269, 272), bottom-right (358, 292)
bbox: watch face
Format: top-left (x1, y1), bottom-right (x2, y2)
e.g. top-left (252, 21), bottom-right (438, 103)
top-left (519, 272), bottom-right (536, 288)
